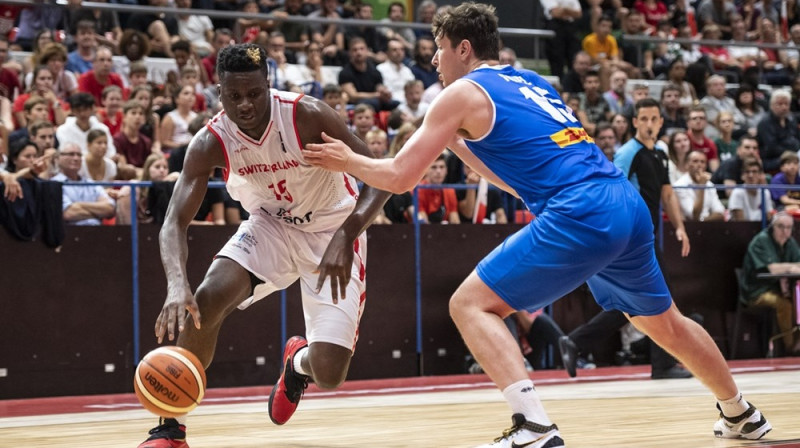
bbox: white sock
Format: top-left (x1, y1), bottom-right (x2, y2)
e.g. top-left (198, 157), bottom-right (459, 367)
top-left (717, 392), bottom-right (750, 417)
top-left (292, 347), bottom-right (310, 376)
top-left (502, 379), bottom-right (552, 426)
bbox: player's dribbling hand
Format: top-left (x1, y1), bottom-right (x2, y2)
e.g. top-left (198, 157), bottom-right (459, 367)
top-left (314, 229), bottom-right (354, 304)
top-left (304, 132), bottom-right (352, 172)
top-left (155, 286), bottom-right (202, 344)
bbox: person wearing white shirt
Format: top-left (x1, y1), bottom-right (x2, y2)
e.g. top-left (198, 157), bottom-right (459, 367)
top-left (729, 157), bottom-right (773, 221)
top-left (539, 0), bottom-right (582, 81)
top-left (376, 39), bottom-right (416, 104)
top-left (55, 92), bottom-right (116, 158)
top-left (175, 0), bottom-right (214, 56)
top-left (674, 150), bottom-right (726, 221)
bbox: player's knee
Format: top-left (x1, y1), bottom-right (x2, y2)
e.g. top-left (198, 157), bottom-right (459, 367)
top-left (309, 363), bottom-right (348, 389)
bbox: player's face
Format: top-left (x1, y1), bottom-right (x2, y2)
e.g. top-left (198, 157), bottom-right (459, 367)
top-left (433, 35), bottom-right (466, 87)
top-left (219, 71), bottom-right (271, 136)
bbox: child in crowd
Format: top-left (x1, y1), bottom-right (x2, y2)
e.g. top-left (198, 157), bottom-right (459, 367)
top-left (55, 92), bottom-right (116, 157)
top-left (365, 128), bottom-right (388, 158)
top-left (129, 85), bottom-right (162, 154)
top-left (351, 103), bottom-right (376, 142)
top-left (159, 84), bottom-right (197, 153)
top-left (714, 111), bottom-right (738, 163)
top-left (322, 83), bottom-right (349, 123)
top-left (127, 61), bottom-right (150, 92)
top-left (98, 85), bottom-right (124, 136)
top-left (113, 100), bottom-right (153, 178)
top-left (8, 96), bottom-right (51, 143)
top-left (179, 66), bottom-right (207, 113)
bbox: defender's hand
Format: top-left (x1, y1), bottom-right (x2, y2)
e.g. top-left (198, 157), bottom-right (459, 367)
top-left (304, 132), bottom-right (354, 172)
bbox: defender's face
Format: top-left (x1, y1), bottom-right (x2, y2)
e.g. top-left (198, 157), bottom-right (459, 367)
top-left (219, 71), bottom-right (271, 133)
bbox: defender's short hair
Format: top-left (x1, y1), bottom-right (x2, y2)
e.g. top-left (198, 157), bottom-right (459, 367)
top-left (216, 43), bottom-right (269, 81)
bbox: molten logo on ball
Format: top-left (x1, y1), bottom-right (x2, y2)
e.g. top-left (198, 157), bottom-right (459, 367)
top-left (144, 371), bottom-right (180, 403)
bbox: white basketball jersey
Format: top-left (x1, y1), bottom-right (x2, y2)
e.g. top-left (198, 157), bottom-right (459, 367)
top-left (208, 90), bottom-right (360, 232)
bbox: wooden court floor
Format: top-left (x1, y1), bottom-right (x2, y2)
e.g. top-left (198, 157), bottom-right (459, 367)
top-left (1, 361), bottom-right (799, 447)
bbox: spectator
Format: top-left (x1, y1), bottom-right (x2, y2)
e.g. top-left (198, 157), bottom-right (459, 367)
top-left (713, 111), bottom-right (738, 162)
top-left (594, 122), bottom-right (618, 160)
top-left (618, 10), bottom-right (655, 79)
top-left (728, 157), bottom-right (772, 221)
top-left (77, 46), bottom-right (124, 107)
top-left (634, 0), bottom-right (670, 30)
top-left (686, 106), bottom-right (720, 173)
top-left (499, 47), bottom-right (524, 70)
top-left (52, 142), bottom-right (115, 226)
top-left (728, 14), bottom-right (761, 69)
top-left (339, 37), bottom-right (398, 112)
top-left (659, 84), bottom-right (688, 139)
top-left (389, 122), bottom-right (417, 157)
top-left (62, 0), bottom-right (121, 51)
top-left (417, 153), bottom-right (460, 224)
top-left (662, 58), bottom-right (698, 111)
top-left (12, 68), bottom-right (68, 129)
top-left (457, 164), bottom-right (508, 224)
top-left (126, 0), bottom-right (178, 58)
top-left (345, 2), bottom-right (388, 62)
top-left (414, 0), bottom-right (438, 39)
top-left (127, 61), bottom-right (149, 91)
top-left (284, 41), bottom-right (327, 99)
top-left (321, 83), bottom-right (349, 123)
top-left (610, 113), bottom-right (632, 145)
top-left (377, 39), bottom-right (416, 104)
top-left (66, 20), bottom-right (97, 75)
top-left (603, 70), bottom-right (634, 116)
top-left (113, 100), bottom-right (152, 177)
top-left (201, 29), bottom-right (233, 85)
top-left (732, 84), bottom-right (767, 138)
top-left (9, 98), bottom-right (51, 144)
top-left (114, 152), bottom-right (178, 225)
top-left (178, 66), bottom-right (207, 113)
top-left (115, 29), bottom-right (155, 87)
top-left (699, 75), bottom-right (736, 140)
top-left (378, 1), bottom-right (416, 54)
top-left (396, 80), bottom-right (428, 123)
top-left (769, 151), bottom-right (800, 210)
top-left (27, 120), bottom-right (56, 160)
top-left (578, 70), bottom-right (611, 136)
top-left (0, 35), bottom-right (21, 100)
top-left (365, 128), bottom-right (388, 159)
top-left (740, 211), bottom-right (800, 355)
top-left (582, 15), bottom-right (636, 85)
top-left (98, 85), bottom-right (123, 137)
top-left (350, 103), bottom-right (377, 142)
top-left (20, 29), bottom-right (52, 75)
top-left (56, 92), bottom-right (116, 158)
top-left (159, 84), bottom-right (196, 153)
top-left (270, 0), bottom-right (310, 54)
top-left (308, 0), bottom-right (346, 57)
top-left (410, 36), bottom-right (438, 88)
top-left (14, 2), bottom-right (62, 52)
top-left (540, 0), bottom-right (582, 82)
top-left (699, 24), bottom-right (741, 82)
top-left (673, 150), bottom-right (726, 221)
top-left (711, 135), bottom-right (761, 196)
top-left (758, 90), bottom-right (800, 173)
top-left (175, 0), bottom-right (214, 56)
top-left (79, 128), bottom-right (117, 182)
top-left (25, 43), bottom-right (77, 103)
top-left (562, 51), bottom-right (592, 94)
top-left (667, 130), bottom-right (692, 185)
top-left (129, 85), bottom-right (162, 154)
top-left (755, 17), bottom-right (792, 85)
top-left (698, 0), bottom-right (737, 37)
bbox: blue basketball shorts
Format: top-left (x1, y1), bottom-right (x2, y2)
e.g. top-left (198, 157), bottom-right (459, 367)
top-left (476, 178), bottom-right (672, 316)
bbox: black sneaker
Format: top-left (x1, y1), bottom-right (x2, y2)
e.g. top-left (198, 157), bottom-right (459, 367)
top-left (137, 418), bottom-right (188, 448)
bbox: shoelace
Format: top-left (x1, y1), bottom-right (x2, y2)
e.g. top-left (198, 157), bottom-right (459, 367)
top-left (494, 423), bottom-right (522, 443)
top-left (148, 419), bottom-right (178, 436)
top-left (285, 371), bottom-right (310, 403)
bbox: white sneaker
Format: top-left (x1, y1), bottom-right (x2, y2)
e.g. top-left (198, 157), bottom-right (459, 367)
top-left (713, 404), bottom-right (772, 440)
top-left (475, 414), bottom-right (564, 448)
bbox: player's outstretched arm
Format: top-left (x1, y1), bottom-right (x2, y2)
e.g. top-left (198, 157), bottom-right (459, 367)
top-left (156, 129), bottom-right (226, 343)
top-left (297, 96), bottom-right (394, 302)
top-left (304, 81), bottom-right (474, 194)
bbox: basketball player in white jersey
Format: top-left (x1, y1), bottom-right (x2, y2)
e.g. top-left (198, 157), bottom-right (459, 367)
top-left (138, 43), bottom-right (391, 448)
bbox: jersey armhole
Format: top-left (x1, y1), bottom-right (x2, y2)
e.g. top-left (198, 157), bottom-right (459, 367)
top-left (205, 122), bottom-right (231, 182)
top-left (458, 79), bottom-right (496, 142)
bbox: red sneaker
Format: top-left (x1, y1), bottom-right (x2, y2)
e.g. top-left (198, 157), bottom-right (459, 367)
top-left (137, 418), bottom-right (189, 448)
top-left (268, 336), bottom-right (310, 425)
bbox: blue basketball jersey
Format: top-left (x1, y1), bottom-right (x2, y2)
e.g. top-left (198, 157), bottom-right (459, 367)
top-left (461, 65), bottom-right (623, 215)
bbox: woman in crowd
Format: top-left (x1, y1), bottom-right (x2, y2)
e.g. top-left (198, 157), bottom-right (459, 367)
top-left (733, 84), bottom-right (767, 138)
top-left (25, 43), bottom-right (78, 103)
top-left (13, 65), bottom-right (68, 128)
top-left (130, 85), bottom-right (162, 154)
top-left (668, 130), bottom-right (692, 185)
top-left (159, 84), bottom-right (197, 153)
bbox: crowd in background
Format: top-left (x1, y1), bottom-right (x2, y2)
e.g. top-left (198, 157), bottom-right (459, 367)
top-left (2, 0), bottom-right (800, 228)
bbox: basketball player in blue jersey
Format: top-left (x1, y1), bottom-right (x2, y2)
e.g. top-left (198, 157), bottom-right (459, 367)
top-left (304, 3), bottom-right (772, 447)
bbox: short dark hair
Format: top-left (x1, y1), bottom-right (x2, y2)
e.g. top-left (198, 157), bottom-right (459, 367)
top-left (216, 43), bottom-right (269, 81)
top-left (68, 92), bottom-right (97, 109)
top-left (740, 156), bottom-right (762, 174)
top-left (7, 138), bottom-right (38, 173)
top-left (634, 98), bottom-right (661, 116)
top-left (432, 2), bottom-right (500, 61)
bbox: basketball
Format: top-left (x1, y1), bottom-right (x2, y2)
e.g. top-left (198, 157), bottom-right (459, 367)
top-left (133, 346), bottom-right (207, 418)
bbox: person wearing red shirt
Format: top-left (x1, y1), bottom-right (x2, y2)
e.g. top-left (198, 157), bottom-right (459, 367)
top-left (201, 29), bottom-right (233, 85)
top-left (687, 106), bottom-right (720, 172)
top-left (77, 46), bottom-right (124, 106)
top-left (416, 153), bottom-right (461, 224)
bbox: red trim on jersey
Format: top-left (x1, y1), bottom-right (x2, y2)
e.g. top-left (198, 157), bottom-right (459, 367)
top-left (343, 174), bottom-right (358, 199)
top-left (287, 93), bottom-right (304, 149)
top-left (205, 121), bottom-right (230, 181)
top-left (353, 239), bottom-right (365, 282)
top-left (235, 120), bottom-right (272, 147)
